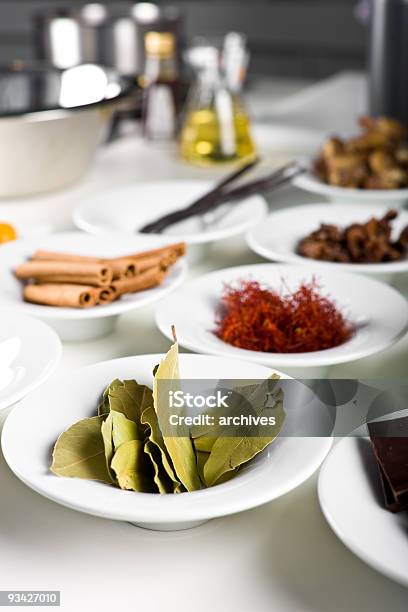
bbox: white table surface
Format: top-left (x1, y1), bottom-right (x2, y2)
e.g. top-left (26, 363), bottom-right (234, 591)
top-left (1, 72), bottom-right (408, 611)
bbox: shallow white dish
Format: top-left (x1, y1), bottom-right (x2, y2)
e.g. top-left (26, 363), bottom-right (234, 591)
top-left (73, 180), bottom-right (268, 249)
top-left (0, 309), bottom-right (61, 412)
top-left (247, 203), bottom-right (408, 278)
top-left (294, 171), bottom-right (408, 206)
top-left (0, 232), bottom-right (187, 342)
top-left (155, 264), bottom-right (408, 378)
top-left (318, 435), bottom-right (408, 587)
top-left (1, 353), bottom-right (332, 531)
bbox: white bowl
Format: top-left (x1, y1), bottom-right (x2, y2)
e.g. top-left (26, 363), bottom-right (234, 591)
top-left (1, 353), bottom-right (332, 531)
top-left (73, 180), bottom-right (268, 262)
top-left (319, 434), bottom-right (408, 587)
top-left (246, 203), bottom-right (408, 282)
top-left (0, 232), bottom-right (187, 342)
top-left (0, 309), bottom-right (61, 412)
top-left (155, 264), bottom-right (408, 378)
top-left (294, 171), bottom-right (408, 207)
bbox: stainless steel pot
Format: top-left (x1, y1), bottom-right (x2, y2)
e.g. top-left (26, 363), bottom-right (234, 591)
top-left (0, 63), bottom-right (136, 198)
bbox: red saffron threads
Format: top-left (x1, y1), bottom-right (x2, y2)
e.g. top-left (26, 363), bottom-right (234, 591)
top-left (214, 279), bottom-right (354, 353)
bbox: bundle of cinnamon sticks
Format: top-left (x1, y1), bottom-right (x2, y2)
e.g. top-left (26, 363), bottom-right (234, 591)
top-left (14, 242), bottom-right (186, 308)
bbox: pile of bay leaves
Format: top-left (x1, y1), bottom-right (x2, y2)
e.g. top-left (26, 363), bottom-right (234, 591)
top-left (51, 341), bottom-right (285, 493)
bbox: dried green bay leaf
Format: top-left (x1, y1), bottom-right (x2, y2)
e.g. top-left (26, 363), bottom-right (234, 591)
top-left (110, 410), bottom-right (140, 448)
top-left (51, 416), bottom-right (113, 483)
top-left (193, 435), bottom-right (216, 453)
top-left (101, 413), bottom-right (115, 480)
top-left (141, 405), bottom-right (183, 493)
top-left (108, 380), bottom-right (152, 429)
top-left (153, 341), bottom-right (201, 492)
top-left (98, 379), bottom-right (122, 416)
top-left (204, 382), bottom-right (285, 487)
top-left (196, 450), bottom-right (237, 487)
top-left (144, 440), bottom-right (176, 494)
top-left (111, 439), bottom-right (155, 492)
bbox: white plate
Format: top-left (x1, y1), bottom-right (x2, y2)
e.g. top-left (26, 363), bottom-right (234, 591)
top-left (155, 264), bottom-right (408, 377)
top-left (247, 203), bottom-right (408, 275)
top-left (0, 309), bottom-right (61, 411)
top-left (318, 435), bottom-right (408, 586)
top-left (294, 171), bottom-right (408, 206)
top-left (252, 123), bottom-right (325, 157)
top-left (73, 180), bottom-right (268, 244)
top-left (0, 231), bottom-right (187, 341)
top-left (1, 353), bottom-right (332, 531)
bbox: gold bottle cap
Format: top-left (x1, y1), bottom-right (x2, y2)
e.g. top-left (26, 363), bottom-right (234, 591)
top-left (144, 32), bottom-right (175, 58)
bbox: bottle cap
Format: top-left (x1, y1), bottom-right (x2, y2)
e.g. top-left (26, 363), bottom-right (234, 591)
top-left (145, 32), bottom-right (175, 58)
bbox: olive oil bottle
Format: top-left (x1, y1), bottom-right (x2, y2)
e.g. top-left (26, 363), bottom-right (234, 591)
top-left (180, 45), bottom-right (256, 166)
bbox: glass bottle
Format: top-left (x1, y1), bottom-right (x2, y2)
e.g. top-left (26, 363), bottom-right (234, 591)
top-left (180, 45), bottom-right (256, 166)
top-left (142, 31), bottom-right (179, 141)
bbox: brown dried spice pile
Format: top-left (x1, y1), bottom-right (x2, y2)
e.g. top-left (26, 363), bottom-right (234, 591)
top-left (314, 116), bottom-right (408, 189)
top-left (297, 209), bottom-right (408, 263)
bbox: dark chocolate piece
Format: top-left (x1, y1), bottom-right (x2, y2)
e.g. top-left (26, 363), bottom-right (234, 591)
top-left (368, 416), bottom-right (408, 513)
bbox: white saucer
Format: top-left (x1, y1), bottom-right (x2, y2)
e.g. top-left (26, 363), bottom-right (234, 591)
top-left (155, 264), bottom-right (408, 378)
top-left (73, 180), bottom-right (268, 245)
top-left (247, 203), bottom-right (408, 276)
top-left (294, 171), bottom-right (408, 206)
top-left (0, 309), bottom-right (61, 412)
top-left (0, 232), bottom-right (187, 342)
top-left (1, 353), bottom-right (332, 531)
top-left (319, 436), bottom-right (408, 587)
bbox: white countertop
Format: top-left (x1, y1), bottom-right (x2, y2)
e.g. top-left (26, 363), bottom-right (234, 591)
top-left (1, 72), bottom-right (407, 611)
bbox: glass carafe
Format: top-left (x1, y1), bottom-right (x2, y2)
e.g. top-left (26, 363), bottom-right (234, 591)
top-left (180, 45), bottom-right (256, 166)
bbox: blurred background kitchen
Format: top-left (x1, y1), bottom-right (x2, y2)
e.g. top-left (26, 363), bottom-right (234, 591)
top-left (0, 1), bottom-right (367, 78)
top-left (0, 0), bottom-right (404, 199)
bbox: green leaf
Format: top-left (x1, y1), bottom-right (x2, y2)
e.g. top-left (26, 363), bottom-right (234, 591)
top-left (144, 440), bottom-right (176, 494)
top-left (108, 380), bottom-right (152, 431)
top-left (141, 405), bottom-right (183, 493)
top-left (196, 450), bottom-right (209, 484)
top-left (98, 379), bottom-right (122, 416)
top-left (110, 410), bottom-right (140, 448)
top-left (101, 413), bottom-right (115, 480)
top-left (111, 439), bottom-right (154, 492)
top-left (153, 342), bottom-right (201, 492)
top-left (193, 435), bottom-right (216, 453)
top-left (51, 416), bottom-right (113, 483)
top-left (203, 380), bottom-right (285, 487)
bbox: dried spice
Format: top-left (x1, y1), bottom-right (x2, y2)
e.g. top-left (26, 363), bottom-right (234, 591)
top-left (314, 116), bottom-right (408, 189)
top-left (214, 279), bottom-right (353, 353)
top-left (297, 210), bottom-right (408, 263)
top-left (50, 340), bottom-right (286, 493)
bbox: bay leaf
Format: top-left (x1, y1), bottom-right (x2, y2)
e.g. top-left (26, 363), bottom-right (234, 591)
top-left (153, 341), bottom-right (201, 492)
top-left (141, 405), bottom-right (183, 493)
top-left (51, 416), bottom-right (113, 483)
top-left (101, 413), bottom-right (115, 480)
top-left (193, 435), bottom-right (216, 453)
top-left (111, 439), bottom-right (154, 492)
top-left (196, 450), bottom-right (237, 486)
top-left (203, 384), bottom-right (285, 487)
top-left (196, 450), bottom-right (209, 484)
top-left (144, 439), bottom-right (175, 494)
top-left (98, 378), bottom-right (122, 416)
top-left (110, 410), bottom-right (140, 448)
top-left (108, 380), bottom-right (152, 434)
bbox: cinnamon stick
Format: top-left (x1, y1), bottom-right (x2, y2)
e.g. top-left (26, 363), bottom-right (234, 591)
top-left (110, 242), bottom-right (186, 265)
top-left (15, 261), bottom-right (113, 287)
top-left (24, 284), bottom-right (98, 308)
top-left (28, 253), bottom-right (134, 280)
top-left (112, 266), bottom-right (167, 296)
top-left (98, 285), bottom-right (118, 305)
